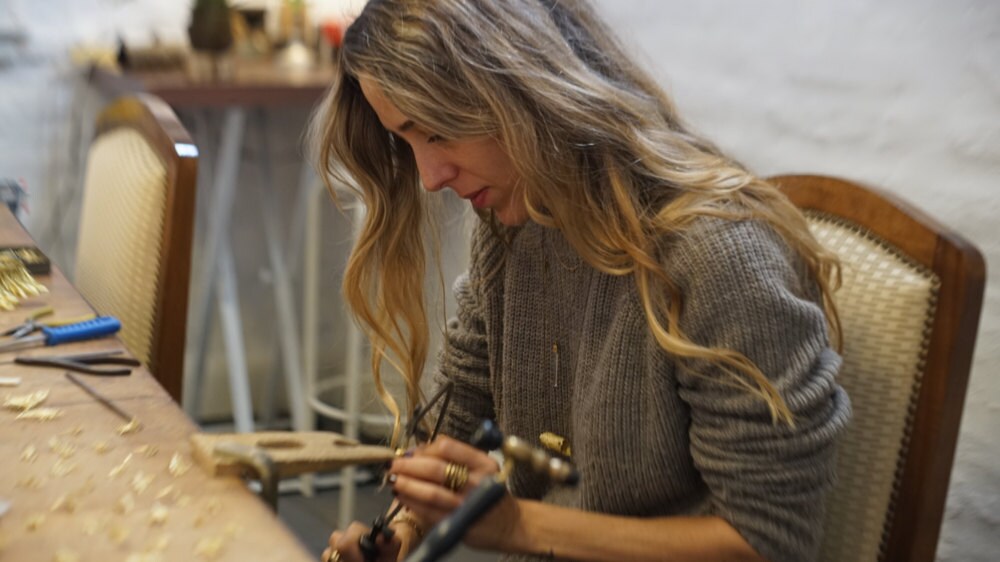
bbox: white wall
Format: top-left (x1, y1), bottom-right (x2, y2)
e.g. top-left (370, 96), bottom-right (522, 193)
top-left (0, 0), bottom-right (996, 559)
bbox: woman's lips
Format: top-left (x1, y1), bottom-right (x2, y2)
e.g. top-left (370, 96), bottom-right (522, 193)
top-left (469, 188), bottom-right (489, 209)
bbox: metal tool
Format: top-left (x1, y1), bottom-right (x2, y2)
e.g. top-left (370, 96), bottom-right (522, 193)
top-left (11, 350), bottom-right (140, 376)
top-left (0, 316), bottom-right (121, 354)
top-left (403, 420), bottom-right (579, 562)
top-left (64, 371), bottom-right (136, 423)
top-left (1, 305), bottom-right (96, 339)
top-left (359, 382), bottom-right (455, 562)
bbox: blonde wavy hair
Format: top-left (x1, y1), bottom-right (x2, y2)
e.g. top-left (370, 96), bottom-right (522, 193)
top-left (311, 0), bottom-right (841, 441)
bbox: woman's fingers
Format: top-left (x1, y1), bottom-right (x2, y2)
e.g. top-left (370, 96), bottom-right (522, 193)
top-left (323, 521), bottom-right (398, 562)
top-left (392, 476), bottom-right (455, 521)
top-left (391, 456), bottom-right (481, 493)
top-left (418, 435), bottom-right (499, 473)
top-left (394, 472), bottom-right (464, 509)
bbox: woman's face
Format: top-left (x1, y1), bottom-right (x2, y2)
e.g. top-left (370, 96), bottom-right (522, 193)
top-left (358, 76), bottom-right (529, 226)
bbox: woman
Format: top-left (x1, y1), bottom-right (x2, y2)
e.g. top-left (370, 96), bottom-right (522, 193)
top-left (312, 0), bottom-right (851, 561)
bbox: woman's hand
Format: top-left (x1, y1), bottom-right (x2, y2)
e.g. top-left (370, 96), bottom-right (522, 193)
top-left (322, 521), bottom-right (400, 562)
top-left (388, 435), bottom-right (520, 550)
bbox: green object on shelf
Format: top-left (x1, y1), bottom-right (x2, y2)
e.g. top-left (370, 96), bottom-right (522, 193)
top-left (188, 0), bottom-right (234, 53)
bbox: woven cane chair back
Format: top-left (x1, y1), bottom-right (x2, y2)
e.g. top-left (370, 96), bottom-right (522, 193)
top-left (770, 174), bottom-right (985, 562)
top-left (75, 94), bottom-right (197, 402)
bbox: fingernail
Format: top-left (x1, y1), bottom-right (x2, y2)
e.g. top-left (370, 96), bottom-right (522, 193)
top-left (387, 474), bottom-right (398, 484)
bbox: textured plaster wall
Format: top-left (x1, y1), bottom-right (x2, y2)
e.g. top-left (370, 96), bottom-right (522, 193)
top-left (0, 0), bottom-right (996, 559)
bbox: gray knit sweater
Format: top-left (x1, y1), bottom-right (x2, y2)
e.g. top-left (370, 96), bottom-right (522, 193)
top-left (435, 217), bottom-right (851, 562)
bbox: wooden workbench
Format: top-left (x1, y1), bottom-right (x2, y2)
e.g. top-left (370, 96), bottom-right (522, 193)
top-left (0, 208), bottom-right (314, 561)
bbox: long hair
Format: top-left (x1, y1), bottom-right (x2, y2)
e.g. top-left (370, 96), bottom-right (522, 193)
top-left (311, 0), bottom-right (841, 439)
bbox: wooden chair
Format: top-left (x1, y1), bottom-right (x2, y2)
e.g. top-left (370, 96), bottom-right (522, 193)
top-left (74, 94), bottom-right (198, 403)
top-left (769, 174), bottom-right (985, 562)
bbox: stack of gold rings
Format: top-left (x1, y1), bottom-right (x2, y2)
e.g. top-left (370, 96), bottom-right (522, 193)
top-left (443, 462), bottom-right (469, 492)
top-left (325, 549), bottom-right (342, 562)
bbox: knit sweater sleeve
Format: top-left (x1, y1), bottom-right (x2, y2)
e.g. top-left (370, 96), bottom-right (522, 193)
top-left (433, 221), bottom-right (504, 442)
top-left (667, 218), bottom-right (851, 562)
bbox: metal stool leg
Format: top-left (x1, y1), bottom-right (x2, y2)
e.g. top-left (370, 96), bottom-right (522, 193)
top-left (182, 107), bottom-right (255, 432)
top-left (251, 110), bottom-right (311, 491)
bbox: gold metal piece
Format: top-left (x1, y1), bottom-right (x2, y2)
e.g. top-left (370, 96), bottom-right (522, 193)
top-left (194, 537), bottom-right (226, 560)
top-left (21, 443), bottom-right (37, 462)
top-left (117, 419), bottom-right (142, 434)
top-left (539, 432), bottom-right (572, 457)
top-left (16, 408), bottom-right (61, 421)
top-left (109, 453), bottom-right (133, 478)
top-left (131, 471), bottom-right (154, 495)
top-left (0, 254), bottom-right (47, 310)
top-left (150, 503), bottom-right (170, 526)
top-left (168, 452), bottom-right (192, 477)
top-left (4, 389), bottom-right (49, 411)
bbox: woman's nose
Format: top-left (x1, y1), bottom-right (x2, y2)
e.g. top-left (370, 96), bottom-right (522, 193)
top-left (414, 148), bottom-right (458, 192)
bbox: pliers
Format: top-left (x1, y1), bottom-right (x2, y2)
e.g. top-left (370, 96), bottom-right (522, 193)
top-left (2, 305), bottom-right (96, 339)
top-left (359, 381), bottom-right (455, 561)
top-left (14, 350), bottom-right (141, 376)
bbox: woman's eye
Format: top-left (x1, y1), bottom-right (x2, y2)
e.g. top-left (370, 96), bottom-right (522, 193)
top-left (427, 134), bottom-right (444, 144)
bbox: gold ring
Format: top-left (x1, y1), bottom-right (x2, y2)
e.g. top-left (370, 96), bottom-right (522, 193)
top-left (443, 462), bottom-right (469, 492)
top-left (326, 549), bottom-right (342, 562)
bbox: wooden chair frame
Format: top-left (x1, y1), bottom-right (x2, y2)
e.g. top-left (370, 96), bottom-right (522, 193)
top-left (88, 94), bottom-right (198, 402)
top-left (770, 174), bottom-right (986, 561)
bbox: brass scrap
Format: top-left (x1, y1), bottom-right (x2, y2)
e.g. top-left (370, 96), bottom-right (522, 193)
top-left (20, 443), bottom-right (37, 462)
top-left (132, 471), bottom-right (155, 495)
top-left (125, 554), bottom-right (164, 562)
top-left (4, 389), bottom-right (49, 411)
top-left (115, 492), bottom-right (136, 515)
top-left (48, 436), bottom-right (77, 458)
top-left (50, 494), bottom-right (79, 514)
top-left (17, 408), bottom-right (62, 421)
top-left (135, 444), bottom-right (159, 457)
top-left (194, 536), bottom-right (226, 560)
top-left (168, 453), bottom-right (191, 477)
top-left (109, 453), bottom-right (133, 477)
top-left (149, 503), bottom-right (169, 526)
top-left (53, 547), bottom-right (80, 562)
top-left (50, 458), bottom-right (77, 477)
top-left (108, 522), bottom-right (130, 545)
top-left (154, 485), bottom-right (176, 501)
top-left (25, 513), bottom-right (46, 531)
top-left (16, 475), bottom-right (44, 489)
top-left (118, 418), bottom-right (142, 435)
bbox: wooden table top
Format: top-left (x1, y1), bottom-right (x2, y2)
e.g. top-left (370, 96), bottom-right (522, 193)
top-left (0, 209), bottom-right (314, 561)
top-left (88, 59), bottom-right (335, 108)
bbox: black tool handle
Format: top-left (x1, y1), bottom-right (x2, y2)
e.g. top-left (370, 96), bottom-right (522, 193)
top-left (359, 514), bottom-right (395, 562)
top-left (15, 355), bottom-right (135, 376)
top-left (403, 478), bottom-right (507, 562)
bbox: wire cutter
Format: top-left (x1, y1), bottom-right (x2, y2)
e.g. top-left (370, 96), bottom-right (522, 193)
top-left (2, 305), bottom-right (96, 339)
top-left (14, 350), bottom-right (140, 376)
